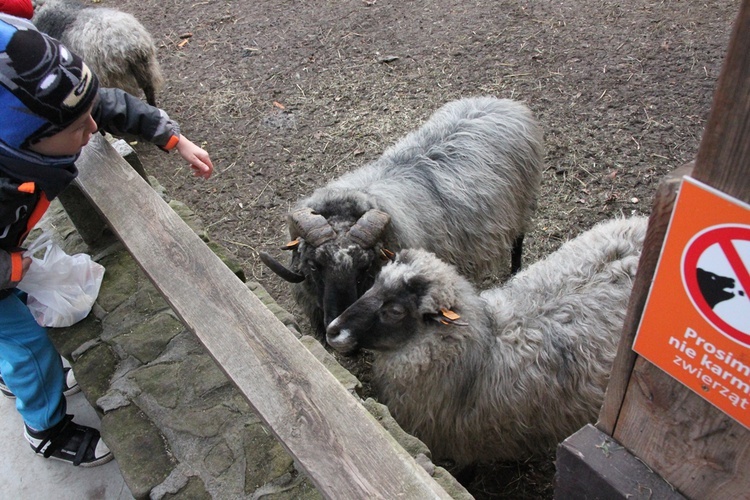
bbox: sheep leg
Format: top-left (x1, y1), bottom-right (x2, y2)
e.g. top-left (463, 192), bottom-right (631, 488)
top-left (453, 463), bottom-right (478, 487)
top-left (510, 233), bottom-right (524, 274)
top-left (143, 85), bottom-right (157, 107)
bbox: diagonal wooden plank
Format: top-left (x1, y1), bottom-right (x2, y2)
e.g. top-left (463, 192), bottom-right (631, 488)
top-left (74, 133), bottom-right (452, 500)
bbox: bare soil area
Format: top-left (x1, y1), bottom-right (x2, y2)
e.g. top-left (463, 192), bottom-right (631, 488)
top-left (101, 0), bottom-right (739, 497)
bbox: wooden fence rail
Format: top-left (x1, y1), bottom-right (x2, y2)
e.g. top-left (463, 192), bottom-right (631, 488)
top-left (73, 133), bottom-right (452, 500)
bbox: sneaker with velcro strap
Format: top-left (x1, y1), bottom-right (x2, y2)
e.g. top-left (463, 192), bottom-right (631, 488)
top-left (25, 414), bottom-right (113, 467)
top-left (0, 367), bottom-right (80, 399)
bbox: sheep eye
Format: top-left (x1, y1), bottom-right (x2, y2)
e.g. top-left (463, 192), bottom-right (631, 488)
top-left (381, 302), bottom-right (406, 322)
top-left (307, 260), bottom-right (323, 273)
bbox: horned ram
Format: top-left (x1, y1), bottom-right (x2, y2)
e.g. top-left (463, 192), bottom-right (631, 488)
top-left (261, 96), bottom-right (544, 336)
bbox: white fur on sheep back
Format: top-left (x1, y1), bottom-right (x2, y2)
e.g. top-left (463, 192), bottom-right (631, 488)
top-left (33, 0), bottom-right (164, 102)
top-left (323, 96), bottom-right (544, 280)
top-left (372, 216), bottom-right (648, 466)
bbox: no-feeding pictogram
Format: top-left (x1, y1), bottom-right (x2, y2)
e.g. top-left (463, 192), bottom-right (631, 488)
top-left (683, 225), bottom-right (750, 347)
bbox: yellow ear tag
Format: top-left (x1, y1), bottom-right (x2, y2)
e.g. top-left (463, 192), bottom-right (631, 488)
top-left (435, 308), bottom-right (468, 326)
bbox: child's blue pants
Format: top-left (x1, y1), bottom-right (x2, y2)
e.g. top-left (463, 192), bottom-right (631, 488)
top-left (0, 290), bottom-right (66, 432)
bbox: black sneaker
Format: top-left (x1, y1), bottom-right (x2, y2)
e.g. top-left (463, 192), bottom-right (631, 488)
top-left (0, 367), bottom-right (80, 399)
top-left (0, 376), bottom-right (13, 398)
top-left (25, 414), bottom-right (113, 467)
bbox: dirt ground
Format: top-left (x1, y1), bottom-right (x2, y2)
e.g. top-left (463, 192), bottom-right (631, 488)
top-left (99, 0), bottom-right (738, 497)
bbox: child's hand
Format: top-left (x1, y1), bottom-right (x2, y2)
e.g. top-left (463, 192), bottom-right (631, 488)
top-left (175, 136), bottom-right (214, 179)
top-left (21, 256), bottom-right (31, 280)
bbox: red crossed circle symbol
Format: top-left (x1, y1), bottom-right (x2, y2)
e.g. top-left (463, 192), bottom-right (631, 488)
top-left (682, 224), bottom-right (750, 347)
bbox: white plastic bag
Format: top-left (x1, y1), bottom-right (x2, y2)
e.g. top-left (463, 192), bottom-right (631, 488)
top-left (17, 231), bottom-right (105, 328)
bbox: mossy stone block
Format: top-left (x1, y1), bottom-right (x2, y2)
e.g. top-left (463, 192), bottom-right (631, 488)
top-left (102, 404), bottom-right (176, 500)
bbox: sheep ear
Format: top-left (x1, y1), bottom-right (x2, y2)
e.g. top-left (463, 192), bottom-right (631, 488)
top-left (282, 238), bottom-right (300, 250)
top-left (427, 308), bottom-right (468, 326)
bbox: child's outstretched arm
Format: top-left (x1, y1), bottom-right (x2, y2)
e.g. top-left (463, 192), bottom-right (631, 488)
top-left (175, 136), bottom-right (213, 179)
top-left (92, 88), bottom-right (214, 179)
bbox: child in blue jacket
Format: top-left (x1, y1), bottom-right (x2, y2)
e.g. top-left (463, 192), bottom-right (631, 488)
top-left (0, 13), bottom-right (213, 467)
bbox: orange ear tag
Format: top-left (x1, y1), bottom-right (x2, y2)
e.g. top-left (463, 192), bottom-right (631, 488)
top-left (283, 239), bottom-right (300, 250)
top-left (437, 308), bottom-right (468, 326)
top-left (440, 308), bottom-right (460, 321)
top-left (380, 248), bottom-right (395, 261)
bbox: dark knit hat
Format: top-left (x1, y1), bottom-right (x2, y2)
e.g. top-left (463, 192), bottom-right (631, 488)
top-left (0, 13), bottom-right (99, 153)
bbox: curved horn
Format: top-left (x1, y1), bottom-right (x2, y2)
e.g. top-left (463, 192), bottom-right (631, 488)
top-left (347, 209), bottom-right (390, 248)
top-left (288, 208), bottom-right (336, 247)
top-left (259, 251), bottom-right (305, 283)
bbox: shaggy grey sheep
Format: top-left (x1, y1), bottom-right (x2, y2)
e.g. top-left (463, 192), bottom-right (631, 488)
top-left (326, 216), bottom-right (648, 466)
top-left (261, 96), bottom-right (544, 336)
top-left (33, 0), bottom-right (164, 105)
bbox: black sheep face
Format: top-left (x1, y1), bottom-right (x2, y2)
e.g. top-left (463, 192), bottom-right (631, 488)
top-left (296, 236), bottom-right (384, 334)
top-left (325, 269), bottom-right (429, 355)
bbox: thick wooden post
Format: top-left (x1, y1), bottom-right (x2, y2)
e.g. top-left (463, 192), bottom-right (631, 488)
top-left (606, 2), bottom-right (750, 497)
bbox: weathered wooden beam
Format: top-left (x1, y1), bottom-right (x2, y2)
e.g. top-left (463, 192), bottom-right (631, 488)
top-left (73, 133), bottom-right (453, 500)
top-left (58, 137), bottom-right (146, 247)
top-left (57, 182), bottom-right (108, 246)
top-left (555, 424), bottom-right (685, 500)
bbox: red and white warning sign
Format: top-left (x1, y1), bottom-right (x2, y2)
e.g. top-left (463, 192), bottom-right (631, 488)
top-left (634, 177), bottom-right (750, 429)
